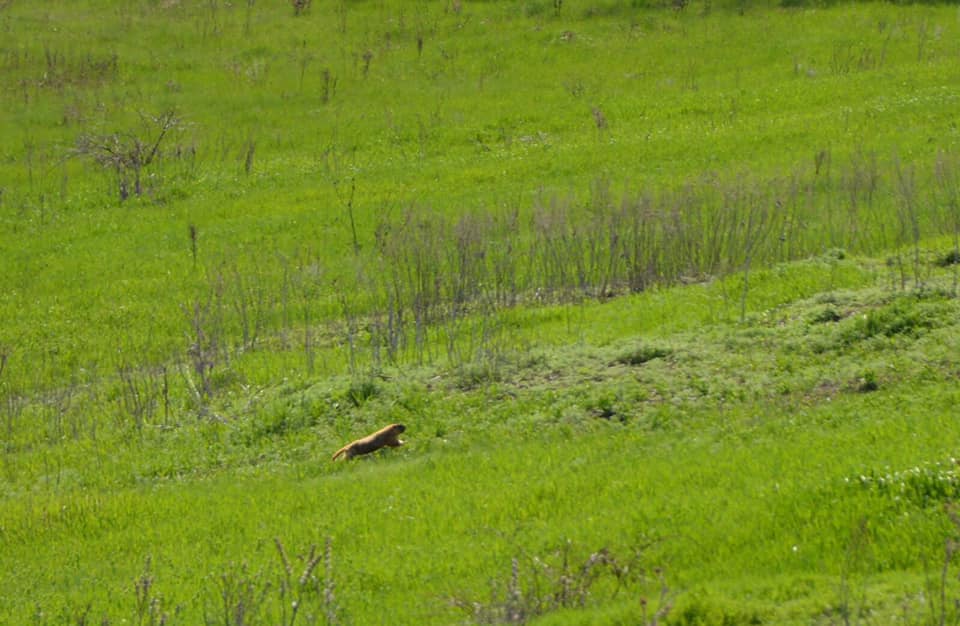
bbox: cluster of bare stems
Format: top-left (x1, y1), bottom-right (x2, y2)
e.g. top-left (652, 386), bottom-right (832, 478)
top-left (75, 109), bottom-right (183, 201)
top-left (292, 0), bottom-right (311, 16)
top-left (451, 540), bottom-right (670, 625)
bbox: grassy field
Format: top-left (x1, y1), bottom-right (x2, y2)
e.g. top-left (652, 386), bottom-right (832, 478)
top-left (3, 0), bottom-right (960, 624)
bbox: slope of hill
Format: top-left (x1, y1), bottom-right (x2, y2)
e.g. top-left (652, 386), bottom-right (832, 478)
top-left (3, 1), bottom-right (960, 624)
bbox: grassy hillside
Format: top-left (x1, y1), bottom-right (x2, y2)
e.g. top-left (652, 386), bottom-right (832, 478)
top-left (3, 0), bottom-right (960, 624)
top-left (6, 259), bottom-right (960, 624)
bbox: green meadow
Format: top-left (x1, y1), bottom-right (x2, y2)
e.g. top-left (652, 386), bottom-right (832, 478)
top-left (3, 0), bottom-right (960, 623)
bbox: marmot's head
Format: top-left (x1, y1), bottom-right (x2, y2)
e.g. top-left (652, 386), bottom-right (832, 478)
top-left (393, 423), bottom-right (407, 433)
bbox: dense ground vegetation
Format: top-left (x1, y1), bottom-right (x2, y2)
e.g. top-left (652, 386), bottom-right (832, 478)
top-left (2, 0), bottom-right (960, 623)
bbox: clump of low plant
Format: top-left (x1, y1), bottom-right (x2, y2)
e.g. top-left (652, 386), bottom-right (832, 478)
top-left (935, 250), bottom-right (960, 268)
top-left (343, 378), bottom-right (380, 408)
top-left (455, 358), bottom-right (507, 391)
top-left (837, 294), bottom-right (950, 347)
top-left (855, 369), bottom-right (879, 393)
top-left (588, 392), bottom-right (618, 421)
top-left (850, 459), bottom-right (960, 508)
top-left (614, 345), bottom-right (672, 367)
top-left (810, 305), bottom-right (843, 324)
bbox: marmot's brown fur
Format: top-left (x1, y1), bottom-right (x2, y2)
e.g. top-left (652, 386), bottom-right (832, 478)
top-left (331, 423), bottom-right (406, 461)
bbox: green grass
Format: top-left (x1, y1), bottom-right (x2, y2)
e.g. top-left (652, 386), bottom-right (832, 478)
top-left (6, 257), bottom-right (960, 624)
top-left (4, 0), bottom-right (960, 624)
top-left (3, 0), bottom-right (960, 389)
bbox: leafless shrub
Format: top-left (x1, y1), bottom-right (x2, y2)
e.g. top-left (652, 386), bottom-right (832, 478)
top-left (134, 556), bottom-right (170, 626)
top-left (292, 0), bottom-right (311, 16)
top-left (3, 392), bottom-right (24, 445)
top-left (322, 538), bottom-right (339, 626)
top-left (923, 504), bottom-right (960, 626)
top-left (31, 603), bottom-right (98, 626)
top-left (830, 43), bottom-right (856, 76)
top-left (42, 382), bottom-right (77, 444)
top-left (228, 263), bottom-right (269, 353)
top-left (291, 257), bottom-right (325, 374)
top-left (39, 539), bottom-right (340, 625)
top-left (243, 139), bottom-right (256, 176)
top-left (208, 562), bottom-right (270, 626)
top-left (291, 40), bottom-right (314, 93)
top-left (841, 149), bottom-right (880, 252)
top-left (307, 153), bottom-right (959, 374)
top-left (725, 179), bottom-right (776, 322)
top-left (34, 46), bottom-right (118, 91)
top-left (376, 207), bottom-right (445, 329)
top-left (0, 348), bottom-right (25, 445)
top-left (894, 155), bottom-right (923, 290)
top-left (934, 151), bottom-right (960, 297)
top-left (621, 192), bottom-right (660, 293)
top-left (361, 49), bottom-right (373, 77)
top-left (189, 224), bottom-right (199, 267)
top-left (335, 0), bottom-right (347, 33)
top-left (583, 178), bottom-right (621, 299)
top-left (451, 540), bottom-right (669, 625)
top-left (117, 362), bottom-right (169, 432)
top-left (833, 517), bottom-right (874, 626)
top-left (320, 68), bottom-right (337, 104)
top-left (204, 537), bottom-right (341, 626)
top-left (333, 178), bottom-right (360, 255)
top-left (242, 0), bottom-right (256, 36)
top-left (181, 289), bottom-right (223, 407)
top-left (917, 18), bottom-right (930, 62)
top-left (75, 110), bottom-right (184, 202)
top-left (815, 148), bottom-right (831, 177)
top-left (591, 106), bottom-right (607, 132)
top-left (336, 279), bottom-right (362, 376)
top-left (272, 537), bottom-right (340, 626)
top-left (489, 209), bottom-right (521, 308)
top-left (531, 195), bottom-right (586, 301)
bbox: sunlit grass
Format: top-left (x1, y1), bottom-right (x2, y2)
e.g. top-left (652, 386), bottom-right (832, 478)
top-left (4, 0), bottom-right (960, 623)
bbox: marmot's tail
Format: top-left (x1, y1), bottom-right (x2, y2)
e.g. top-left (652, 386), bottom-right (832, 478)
top-left (331, 446), bottom-right (348, 461)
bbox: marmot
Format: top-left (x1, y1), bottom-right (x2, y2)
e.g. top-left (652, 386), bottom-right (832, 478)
top-left (331, 423), bottom-right (406, 461)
